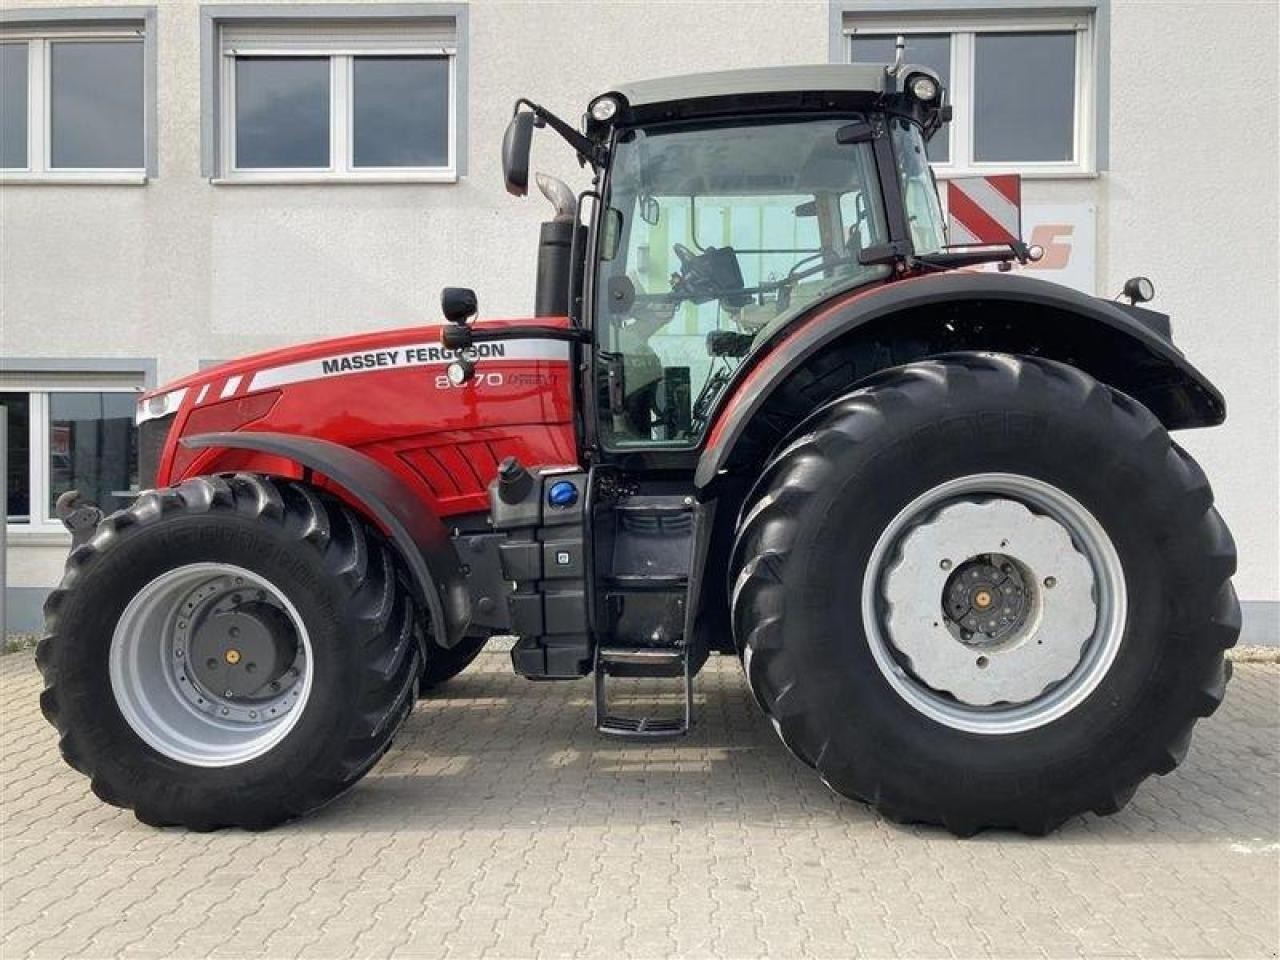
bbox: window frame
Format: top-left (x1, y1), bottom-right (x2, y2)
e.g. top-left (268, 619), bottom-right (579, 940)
top-left (2, 362), bottom-right (153, 540)
top-left (0, 7), bottom-right (156, 184)
top-left (835, 2), bottom-right (1105, 179)
top-left (220, 48), bottom-right (457, 183)
top-left (201, 4), bottom-right (470, 185)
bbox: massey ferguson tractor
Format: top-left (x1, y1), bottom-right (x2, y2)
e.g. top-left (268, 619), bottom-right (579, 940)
top-left (38, 60), bottom-right (1239, 835)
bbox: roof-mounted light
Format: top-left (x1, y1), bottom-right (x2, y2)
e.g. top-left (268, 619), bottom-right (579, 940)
top-left (908, 74), bottom-right (939, 102)
top-left (589, 96), bottom-right (620, 123)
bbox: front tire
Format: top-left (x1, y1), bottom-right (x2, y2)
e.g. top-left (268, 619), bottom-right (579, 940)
top-left (730, 353), bottom-right (1239, 835)
top-left (38, 474), bottom-right (422, 830)
top-left (419, 633), bottom-right (489, 692)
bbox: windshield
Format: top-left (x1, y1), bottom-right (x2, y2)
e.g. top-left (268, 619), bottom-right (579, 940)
top-left (596, 116), bottom-right (890, 448)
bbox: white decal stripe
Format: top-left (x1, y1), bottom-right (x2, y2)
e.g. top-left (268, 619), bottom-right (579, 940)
top-left (196, 383), bottom-right (210, 404)
top-left (246, 338), bottom-right (571, 393)
top-left (947, 219), bottom-right (981, 246)
top-left (953, 177), bottom-right (1020, 238)
top-left (220, 375), bottom-right (242, 399)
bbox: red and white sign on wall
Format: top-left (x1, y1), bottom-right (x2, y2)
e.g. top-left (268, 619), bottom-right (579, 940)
top-left (947, 175), bottom-right (1022, 245)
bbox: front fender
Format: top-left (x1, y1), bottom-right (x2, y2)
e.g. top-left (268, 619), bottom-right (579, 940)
top-left (696, 273), bottom-right (1226, 489)
top-left (182, 432), bottom-right (470, 648)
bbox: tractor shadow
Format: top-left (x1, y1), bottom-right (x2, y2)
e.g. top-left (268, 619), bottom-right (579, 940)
top-left (299, 652), bottom-right (1280, 847)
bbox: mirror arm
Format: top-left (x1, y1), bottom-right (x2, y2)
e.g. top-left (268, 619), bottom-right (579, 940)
top-left (514, 98), bottom-right (607, 167)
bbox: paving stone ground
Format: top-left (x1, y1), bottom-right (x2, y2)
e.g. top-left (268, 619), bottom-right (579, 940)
top-left (2, 649), bottom-right (1277, 960)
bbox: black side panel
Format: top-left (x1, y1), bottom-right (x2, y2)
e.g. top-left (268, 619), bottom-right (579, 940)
top-left (695, 273), bottom-right (1226, 489)
top-left (181, 431), bottom-right (469, 648)
top-left (138, 413), bottom-right (175, 488)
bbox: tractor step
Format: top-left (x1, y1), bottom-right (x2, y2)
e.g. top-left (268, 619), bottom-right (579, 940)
top-left (593, 646), bottom-right (692, 738)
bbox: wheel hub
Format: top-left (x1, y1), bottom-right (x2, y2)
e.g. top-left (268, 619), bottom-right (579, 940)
top-left (943, 554), bottom-right (1031, 646)
top-left (188, 602), bottom-right (299, 699)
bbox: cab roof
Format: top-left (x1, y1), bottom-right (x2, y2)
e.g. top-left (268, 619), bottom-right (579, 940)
top-left (607, 64), bottom-right (894, 109)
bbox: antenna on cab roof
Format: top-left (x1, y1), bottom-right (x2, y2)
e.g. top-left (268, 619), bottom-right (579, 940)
top-left (886, 34), bottom-right (906, 77)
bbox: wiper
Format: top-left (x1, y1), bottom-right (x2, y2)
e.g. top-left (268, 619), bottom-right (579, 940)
top-left (910, 242), bottom-right (1044, 273)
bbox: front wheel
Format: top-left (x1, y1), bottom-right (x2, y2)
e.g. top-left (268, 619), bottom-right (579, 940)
top-left (419, 633), bottom-right (489, 692)
top-left (730, 353), bottom-right (1239, 835)
top-left (38, 474), bottom-right (422, 830)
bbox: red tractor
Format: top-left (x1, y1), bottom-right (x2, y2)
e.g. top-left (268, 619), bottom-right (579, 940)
top-left (39, 61), bottom-right (1238, 835)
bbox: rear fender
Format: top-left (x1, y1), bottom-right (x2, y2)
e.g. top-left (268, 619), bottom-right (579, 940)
top-left (182, 432), bottom-right (470, 649)
top-left (696, 272), bottom-right (1226, 490)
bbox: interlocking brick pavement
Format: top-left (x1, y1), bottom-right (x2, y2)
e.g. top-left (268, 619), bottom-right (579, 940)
top-left (2, 649), bottom-right (1277, 959)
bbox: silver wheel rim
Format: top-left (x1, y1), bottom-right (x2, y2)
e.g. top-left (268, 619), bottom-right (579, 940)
top-left (109, 563), bottom-right (313, 766)
top-left (860, 473), bottom-right (1126, 735)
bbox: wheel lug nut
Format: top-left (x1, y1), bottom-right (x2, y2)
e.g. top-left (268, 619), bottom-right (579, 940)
top-left (1044, 576), bottom-right (1057, 588)
top-left (940, 559), bottom-right (952, 570)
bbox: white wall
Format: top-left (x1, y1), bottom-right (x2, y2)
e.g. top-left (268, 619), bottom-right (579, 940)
top-left (2, 0), bottom-right (1277, 618)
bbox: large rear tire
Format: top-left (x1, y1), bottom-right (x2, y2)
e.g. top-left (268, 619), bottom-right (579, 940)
top-left (730, 353), bottom-right (1239, 835)
top-left (38, 474), bottom-right (422, 830)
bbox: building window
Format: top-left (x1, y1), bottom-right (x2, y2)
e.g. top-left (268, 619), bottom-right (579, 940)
top-left (0, 8), bottom-right (155, 183)
top-left (2, 377), bottom-right (142, 534)
top-left (204, 8), bottom-right (467, 183)
top-left (844, 8), bottom-right (1101, 177)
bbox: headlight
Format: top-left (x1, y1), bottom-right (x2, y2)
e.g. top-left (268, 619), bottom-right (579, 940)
top-left (136, 387), bottom-right (187, 425)
top-left (589, 96), bottom-right (619, 123)
top-left (909, 74), bottom-right (939, 101)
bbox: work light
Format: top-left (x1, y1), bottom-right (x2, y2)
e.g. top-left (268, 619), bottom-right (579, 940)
top-left (589, 96), bottom-right (620, 122)
top-left (908, 74), bottom-right (939, 101)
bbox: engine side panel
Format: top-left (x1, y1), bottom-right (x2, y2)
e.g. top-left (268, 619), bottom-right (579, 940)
top-left (156, 319), bottom-right (580, 517)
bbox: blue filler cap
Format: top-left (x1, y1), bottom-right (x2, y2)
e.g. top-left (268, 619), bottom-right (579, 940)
top-left (547, 480), bottom-right (579, 508)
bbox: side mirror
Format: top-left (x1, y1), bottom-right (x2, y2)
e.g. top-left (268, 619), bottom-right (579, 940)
top-left (502, 111), bottom-right (536, 197)
top-left (441, 287), bottom-right (478, 324)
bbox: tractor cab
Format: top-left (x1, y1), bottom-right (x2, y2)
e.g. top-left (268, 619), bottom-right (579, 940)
top-left (493, 63), bottom-right (966, 453)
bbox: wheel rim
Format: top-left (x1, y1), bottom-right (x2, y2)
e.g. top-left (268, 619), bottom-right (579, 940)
top-left (860, 473), bottom-right (1126, 735)
top-left (110, 563), bottom-right (313, 766)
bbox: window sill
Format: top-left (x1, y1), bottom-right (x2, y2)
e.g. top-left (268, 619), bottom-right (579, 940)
top-left (0, 172), bottom-right (148, 186)
top-left (210, 171), bottom-right (458, 186)
top-left (3, 528), bottom-right (71, 547)
top-left (933, 167), bottom-right (1099, 181)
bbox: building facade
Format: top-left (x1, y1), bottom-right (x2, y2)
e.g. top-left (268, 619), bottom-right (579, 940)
top-left (2, 0), bottom-right (1277, 639)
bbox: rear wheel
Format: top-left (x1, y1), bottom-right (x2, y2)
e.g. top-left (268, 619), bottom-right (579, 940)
top-left (38, 474), bottom-right (422, 830)
top-left (730, 353), bottom-right (1239, 835)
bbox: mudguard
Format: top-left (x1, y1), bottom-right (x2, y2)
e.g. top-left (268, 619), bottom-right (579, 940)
top-left (696, 272), bottom-right (1226, 488)
top-left (182, 432), bottom-right (470, 648)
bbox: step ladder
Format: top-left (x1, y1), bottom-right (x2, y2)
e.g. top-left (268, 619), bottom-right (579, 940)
top-left (593, 646), bottom-right (692, 737)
